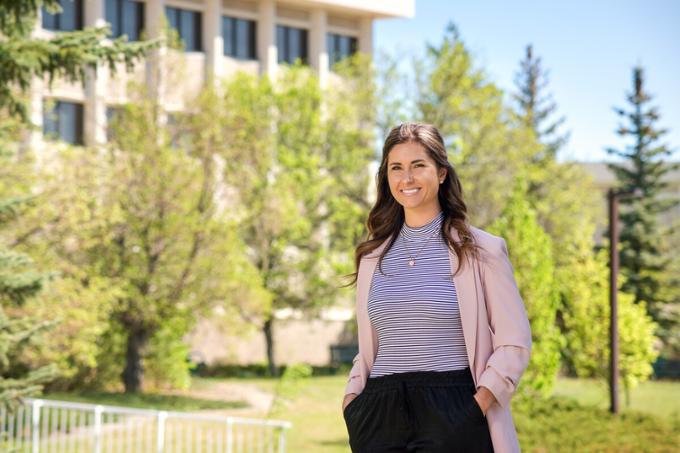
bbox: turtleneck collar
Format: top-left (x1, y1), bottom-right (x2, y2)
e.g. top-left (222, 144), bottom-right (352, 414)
top-left (400, 211), bottom-right (444, 241)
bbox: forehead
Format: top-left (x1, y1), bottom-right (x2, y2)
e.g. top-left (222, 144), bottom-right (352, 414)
top-left (387, 141), bottom-right (431, 164)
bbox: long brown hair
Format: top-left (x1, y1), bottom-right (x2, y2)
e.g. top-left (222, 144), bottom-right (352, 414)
top-left (347, 122), bottom-right (481, 285)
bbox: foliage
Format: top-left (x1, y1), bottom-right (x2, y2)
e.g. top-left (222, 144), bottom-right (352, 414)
top-left (512, 44), bottom-right (569, 161)
top-left (217, 60), bottom-right (374, 375)
top-left (606, 65), bottom-right (680, 356)
top-left (560, 242), bottom-right (659, 403)
top-left (488, 180), bottom-right (563, 397)
top-left (415, 23), bottom-right (540, 227)
top-left (0, 0), bottom-right (157, 121)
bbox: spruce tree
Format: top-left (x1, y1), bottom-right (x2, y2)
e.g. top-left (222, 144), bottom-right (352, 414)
top-left (0, 186), bottom-right (57, 411)
top-left (606, 65), bottom-right (680, 350)
top-left (512, 44), bottom-right (569, 162)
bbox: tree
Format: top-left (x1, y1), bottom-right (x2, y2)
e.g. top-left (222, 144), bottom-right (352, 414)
top-left (0, 149), bottom-right (56, 409)
top-left (219, 61), bottom-right (374, 376)
top-left (415, 23), bottom-right (540, 227)
top-left (606, 65), bottom-right (680, 353)
top-left (512, 44), bottom-right (569, 162)
top-left (0, 0), bottom-right (154, 402)
top-left (0, 0), bottom-right (154, 122)
top-left (511, 43), bottom-right (609, 379)
top-left (488, 180), bottom-right (564, 397)
top-left (560, 242), bottom-right (658, 406)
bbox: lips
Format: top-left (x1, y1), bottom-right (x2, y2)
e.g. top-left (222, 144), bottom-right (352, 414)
top-left (400, 188), bottom-right (421, 196)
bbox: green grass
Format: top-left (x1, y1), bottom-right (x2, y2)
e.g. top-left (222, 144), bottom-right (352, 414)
top-left (43, 375), bottom-right (680, 452)
top-left (552, 376), bottom-right (680, 419)
top-left (43, 390), bottom-right (246, 412)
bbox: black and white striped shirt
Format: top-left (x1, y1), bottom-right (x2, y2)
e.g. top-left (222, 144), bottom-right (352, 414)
top-left (368, 211), bottom-right (469, 377)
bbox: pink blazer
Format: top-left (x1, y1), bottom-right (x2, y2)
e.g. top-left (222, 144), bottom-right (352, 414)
top-left (345, 225), bottom-right (532, 453)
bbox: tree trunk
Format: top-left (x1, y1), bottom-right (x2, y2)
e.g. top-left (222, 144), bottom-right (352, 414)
top-left (263, 317), bottom-right (277, 377)
top-left (122, 328), bottom-right (148, 393)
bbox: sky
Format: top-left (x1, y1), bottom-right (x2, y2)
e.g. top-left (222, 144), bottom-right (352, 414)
top-left (373, 0), bottom-right (680, 162)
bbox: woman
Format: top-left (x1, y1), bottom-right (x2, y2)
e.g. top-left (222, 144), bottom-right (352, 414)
top-left (342, 123), bottom-right (532, 453)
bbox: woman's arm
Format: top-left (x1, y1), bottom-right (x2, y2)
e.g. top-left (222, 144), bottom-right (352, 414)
top-left (475, 237), bottom-right (532, 409)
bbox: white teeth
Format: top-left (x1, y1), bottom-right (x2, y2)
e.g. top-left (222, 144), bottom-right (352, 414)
top-left (401, 188), bottom-right (420, 195)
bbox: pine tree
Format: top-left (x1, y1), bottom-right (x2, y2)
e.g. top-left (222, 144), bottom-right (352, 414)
top-left (513, 44), bottom-right (569, 162)
top-left (0, 181), bottom-right (58, 410)
top-left (0, 0), bottom-right (154, 405)
top-left (606, 65), bottom-right (680, 350)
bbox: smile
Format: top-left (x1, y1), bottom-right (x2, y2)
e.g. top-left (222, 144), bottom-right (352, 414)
top-left (400, 188), bottom-right (421, 196)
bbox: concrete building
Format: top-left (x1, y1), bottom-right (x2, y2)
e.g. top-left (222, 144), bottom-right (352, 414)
top-left (31, 0), bottom-right (414, 148)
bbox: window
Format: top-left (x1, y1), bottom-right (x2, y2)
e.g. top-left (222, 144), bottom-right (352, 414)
top-left (276, 25), bottom-right (307, 65)
top-left (165, 6), bottom-right (202, 51)
top-left (43, 100), bottom-right (84, 145)
top-left (105, 0), bottom-right (144, 40)
top-left (327, 33), bottom-right (358, 67)
top-left (106, 106), bottom-right (125, 141)
top-left (222, 16), bottom-right (256, 60)
top-left (42, 0), bottom-right (83, 31)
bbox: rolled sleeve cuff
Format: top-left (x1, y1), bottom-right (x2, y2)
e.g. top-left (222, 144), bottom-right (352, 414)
top-left (345, 375), bottom-right (363, 396)
top-left (477, 365), bottom-right (514, 408)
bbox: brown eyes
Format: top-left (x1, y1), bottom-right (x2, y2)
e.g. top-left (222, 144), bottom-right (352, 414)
top-left (390, 164), bottom-right (425, 171)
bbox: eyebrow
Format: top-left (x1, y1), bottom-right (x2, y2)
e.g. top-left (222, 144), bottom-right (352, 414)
top-left (389, 159), bottom-right (426, 166)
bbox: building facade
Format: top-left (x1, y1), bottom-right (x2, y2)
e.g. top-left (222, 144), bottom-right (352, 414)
top-left (31, 0), bottom-right (414, 148)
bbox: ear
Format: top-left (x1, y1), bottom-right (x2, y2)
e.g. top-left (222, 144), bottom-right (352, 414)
top-left (438, 167), bottom-right (447, 182)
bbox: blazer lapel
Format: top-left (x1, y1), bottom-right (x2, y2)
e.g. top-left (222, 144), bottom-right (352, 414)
top-left (448, 227), bottom-right (478, 371)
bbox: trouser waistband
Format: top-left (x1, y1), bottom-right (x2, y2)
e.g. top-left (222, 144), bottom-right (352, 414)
top-left (363, 367), bottom-right (474, 393)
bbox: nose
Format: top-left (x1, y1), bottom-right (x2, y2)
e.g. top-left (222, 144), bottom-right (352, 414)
top-left (405, 169), bottom-right (414, 183)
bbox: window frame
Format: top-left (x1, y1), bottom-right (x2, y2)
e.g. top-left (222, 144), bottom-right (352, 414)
top-left (105, 0), bottom-right (145, 41)
top-left (327, 32), bottom-right (358, 68)
top-left (43, 99), bottom-right (84, 146)
top-left (222, 15), bottom-right (257, 60)
top-left (42, 0), bottom-right (84, 32)
top-left (276, 24), bottom-right (309, 65)
top-left (165, 5), bottom-right (203, 52)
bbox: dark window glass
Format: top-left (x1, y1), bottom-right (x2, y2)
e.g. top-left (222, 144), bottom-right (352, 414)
top-left (222, 16), bottom-right (256, 60)
top-left (106, 106), bottom-right (124, 141)
top-left (42, 0), bottom-right (83, 31)
top-left (43, 100), bottom-right (84, 145)
top-left (105, 0), bottom-right (144, 40)
top-left (276, 25), bottom-right (308, 65)
top-left (165, 6), bottom-right (202, 51)
top-left (327, 33), bottom-right (358, 67)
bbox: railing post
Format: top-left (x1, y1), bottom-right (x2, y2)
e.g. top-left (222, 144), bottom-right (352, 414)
top-left (156, 411), bottom-right (167, 453)
top-left (93, 405), bottom-right (103, 453)
top-left (31, 399), bottom-right (43, 453)
top-left (226, 418), bottom-right (233, 453)
top-left (278, 427), bottom-right (286, 453)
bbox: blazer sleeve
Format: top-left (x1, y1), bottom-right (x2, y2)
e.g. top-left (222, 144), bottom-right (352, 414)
top-left (344, 258), bottom-right (378, 397)
top-left (475, 237), bottom-right (532, 408)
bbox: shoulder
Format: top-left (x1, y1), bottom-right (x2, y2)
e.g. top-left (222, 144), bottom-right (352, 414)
top-left (469, 225), bottom-right (505, 253)
top-left (466, 225), bottom-right (508, 263)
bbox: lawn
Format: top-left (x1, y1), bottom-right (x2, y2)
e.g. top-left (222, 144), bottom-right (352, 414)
top-left (43, 375), bottom-right (680, 452)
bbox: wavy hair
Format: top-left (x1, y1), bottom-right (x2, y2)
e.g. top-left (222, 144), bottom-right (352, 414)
top-left (347, 122), bottom-right (481, 285)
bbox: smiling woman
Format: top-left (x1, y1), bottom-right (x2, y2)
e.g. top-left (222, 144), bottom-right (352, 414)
top-left (387, 141), bottom-right (447, 227)
top-left (341, 122), bottom-right (532, 453)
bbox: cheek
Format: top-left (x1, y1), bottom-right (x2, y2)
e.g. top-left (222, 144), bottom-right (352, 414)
top-left (387, 174), bottom-right (399, 194)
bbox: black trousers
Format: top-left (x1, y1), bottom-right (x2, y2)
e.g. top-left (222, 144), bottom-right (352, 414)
top-left (343, 367), bottom-right (494, 453)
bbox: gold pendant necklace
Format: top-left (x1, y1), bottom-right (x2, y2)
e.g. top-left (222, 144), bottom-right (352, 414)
top-left (401, 229), bottom-right (440, 267)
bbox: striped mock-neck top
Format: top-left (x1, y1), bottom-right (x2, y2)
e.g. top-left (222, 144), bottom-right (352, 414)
top-left (368, 211), bottom-right (469, 377)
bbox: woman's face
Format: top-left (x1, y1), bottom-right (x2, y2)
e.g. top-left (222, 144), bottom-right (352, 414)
top-left (386, 141), bottom-right (446, 214)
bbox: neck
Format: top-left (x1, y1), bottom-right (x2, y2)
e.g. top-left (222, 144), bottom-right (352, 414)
top-left (404, 205), bottom-right (442, 228)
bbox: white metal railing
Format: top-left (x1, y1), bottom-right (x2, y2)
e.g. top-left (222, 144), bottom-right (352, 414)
top-left (0, 398), bottom-right (291, 453)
